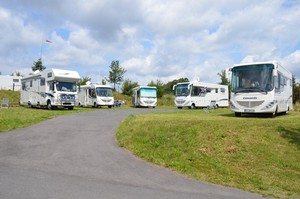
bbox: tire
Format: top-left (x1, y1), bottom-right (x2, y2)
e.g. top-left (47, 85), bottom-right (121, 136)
top-left (108, 105), bottom-right (112, 108)
top-left (235, 112), bottom-right (241, 117)
top-left (178, 107), bottom-right (183, 109)
top-left (47, 101), bottom-right (52, 110)
top-left (191, 104), bottom-right (196, 109)
top-left (68, 106), bottom-right (74, 110)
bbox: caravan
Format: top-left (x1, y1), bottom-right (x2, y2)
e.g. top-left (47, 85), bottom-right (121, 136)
top-left (173, 81), bottom-right (229, 109)
top-left (77, 84), bottom-right (114, 108)
top-left (229, 61), bottom-right (293, 117)
top-left (132, 86), bottom-right (157, 108)
top-left (0, 75), bottom-right (22, 91)
top-left (20, 69), bottom-right (80, 110)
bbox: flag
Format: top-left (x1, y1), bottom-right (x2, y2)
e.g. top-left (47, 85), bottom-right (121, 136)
top-left (46, 39), bottom-right (52, 43)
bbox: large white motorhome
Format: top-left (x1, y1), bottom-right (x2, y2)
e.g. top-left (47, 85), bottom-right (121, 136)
top-left (0, 75), bottom-right (22, 91)
top-left (229, 61), bottom-right (293, 117)
top-left (132, 86), bottom-right (157, 108)
top-left (20, 69), bottom-right (80, 110)
top-left (173, 81), bottom-right (229, 109)
top-left (77, 83), bottom-right (114, 108)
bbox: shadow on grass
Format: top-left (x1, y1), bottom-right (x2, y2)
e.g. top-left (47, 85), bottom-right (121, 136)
top-left (279, 127), bottom-right (300, 149)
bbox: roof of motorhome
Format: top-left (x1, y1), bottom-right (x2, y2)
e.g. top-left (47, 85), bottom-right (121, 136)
top-left (133, 86), bottom-right (157, 89)
top-left (80, 84), bottom-right (112, 88)
top-left (176, 81), bottom-right (227, 88)
top-left (233, 60), bottom-right (278, 67)
top-left (22, 69), bottom-right (80, 80)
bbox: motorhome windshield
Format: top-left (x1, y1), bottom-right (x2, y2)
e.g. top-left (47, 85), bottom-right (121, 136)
top-left (175, 84), bottom-right (190, 96)
top-left (140, 88), bottom-right (157, 98)
top-left (56, 82), bottom-right (77, 92)
top-left (96, 87), bottom-right (113, 97)
top-left (231, 64), bottom-right (274, 93)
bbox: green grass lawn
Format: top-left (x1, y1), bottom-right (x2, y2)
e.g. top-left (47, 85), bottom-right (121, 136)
top-left (117, 108), bottom-right (300, 198)
top-left (0, 106), bottom-right (96, 132)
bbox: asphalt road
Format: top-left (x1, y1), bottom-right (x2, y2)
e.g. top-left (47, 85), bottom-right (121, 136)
top-left (0, 109), bottom-right (265, 199)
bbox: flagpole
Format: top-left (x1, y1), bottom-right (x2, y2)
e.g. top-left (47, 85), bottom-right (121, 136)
top-left (40, 42), bottom-right (43, 62)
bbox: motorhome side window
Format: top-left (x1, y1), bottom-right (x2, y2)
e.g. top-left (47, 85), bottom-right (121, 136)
top-left (49, 82), bottom-right (54, 91)
top-left (89, 89), bottom-right (96, 98)
top-left (220, 88), bottom-right (226, 93)
top-left (22, 82), bottom-right (26, 90)
top-left (13, 79), bottom-right (19, 83)
top-left (40, 78), bottom-right (45, 86)
top-left (30, 80), bottom-right (33, 87)
top-left (191, 86), bottom-right (201, 96)
top-left (48, 72), bottom-right (52, 78)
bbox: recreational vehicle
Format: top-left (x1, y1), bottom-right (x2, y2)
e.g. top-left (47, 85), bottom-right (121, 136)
top-left (173, 81), bottom-right (229, 109)
top-left (132, 86), bottom-right (157, 108)
top-left (0, 75), bottom-right (22, 91)
top-left (20, 69), bottom-right (80, 110)
top-left (77, 83), bottom-right (114, 108)
top-left (229, 61), bottom-right (293, 117)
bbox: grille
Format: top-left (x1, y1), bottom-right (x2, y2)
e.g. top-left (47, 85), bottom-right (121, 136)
top-left (237, 100), bottom-right (264, 108)
top-left (102, 99), bottom-right (112, 103)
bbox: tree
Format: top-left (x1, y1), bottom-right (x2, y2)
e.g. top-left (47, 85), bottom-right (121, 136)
top-left (107, 60), bottom-right (127, 91)
top-left (11, 72), bottom-right (22, 76)
top-left (122, 79), bottom-right (139, 96)
top-left (292, 76), bottom-right (300, 103)
top-left (218, 70), bottom-right (231, 99)
top-left (148, 79), bottom-right (164, 98)
top-left (79, 76), bottom-right (91, 85)
top-left (32, 58), bottom-right (46, 72)
top-left (217, 70), bottom-right (230, 85)
top-left (102, 79), bottom-right (106, 85)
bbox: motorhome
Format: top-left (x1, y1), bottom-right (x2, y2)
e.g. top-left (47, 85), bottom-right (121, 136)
top-left (77, 83), bottom-right (114, 108)
top-left (132, 86), bottom-right (157, 108)
top-left (20, 69), bottom-right (80, 110)
top-left (173, 81), bottom-right (229, 109)
top-left (229, 61), bottom-right (293, 117)
top-left (0, 75), bottom-right (22, 91)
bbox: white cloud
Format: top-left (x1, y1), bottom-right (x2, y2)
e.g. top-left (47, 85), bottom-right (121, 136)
top-left (0, 0), bottom-right (300, 85)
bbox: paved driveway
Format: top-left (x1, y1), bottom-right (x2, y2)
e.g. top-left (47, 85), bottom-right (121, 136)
top-left (0, 109), bottom-right (264, 199)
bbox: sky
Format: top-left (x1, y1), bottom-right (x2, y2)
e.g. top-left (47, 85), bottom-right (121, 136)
top-left (0, 0), bottom-right (300, 86)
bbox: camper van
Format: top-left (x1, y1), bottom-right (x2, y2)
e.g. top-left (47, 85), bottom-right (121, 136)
top-left (173, 81), bottom-right (229, 109)
top-left (0, 75), bottom-right (22, 91)
top-left (20, 69), bottom-right (80, 110)
top-left (229, 61), bottom-right (293, 117)
top-left (132, 86), bottom-right (157, 108)
top-left (77, 83), bottom-right (114, 108)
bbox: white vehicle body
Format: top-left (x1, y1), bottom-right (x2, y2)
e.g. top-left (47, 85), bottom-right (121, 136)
top-left (229, 61), bottom-right (293, 117)
top-left (132, 86), bottom-right (157, 108)
top-left (77, 84), bottom-right (114, 108)
top-left (0, 75), bottom-right (22, 91)
top-left (173, 81), bottom-right (229, 109)
top-left (20, 69), bottom-right (80, 110)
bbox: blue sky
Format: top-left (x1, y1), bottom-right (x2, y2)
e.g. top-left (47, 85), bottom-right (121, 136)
top-left (0, 0), bottom-right (300, 85)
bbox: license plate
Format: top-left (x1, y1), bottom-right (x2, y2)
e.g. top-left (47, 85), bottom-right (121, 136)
top-left (244, 109), bottom-right (255, 113)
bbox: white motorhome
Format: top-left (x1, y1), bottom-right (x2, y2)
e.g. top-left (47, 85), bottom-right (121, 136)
top-left (20, 69), bottom-right (80, 110)
top-left (0, 75), bottom-right (22, 91)
top-left (229, 61), bottom-right (293, 117)
top-left (173, 81), bottom-right (229, 109)
top-left (77, 83), bottom-right (114, 108)
top-left (132, 86), bottom-right (157, 108)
